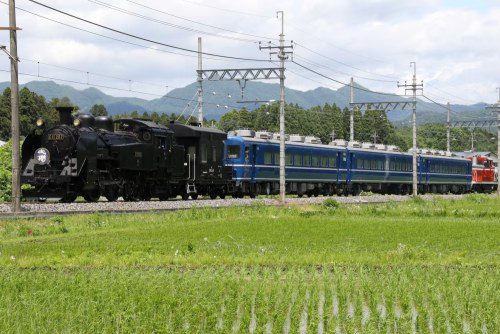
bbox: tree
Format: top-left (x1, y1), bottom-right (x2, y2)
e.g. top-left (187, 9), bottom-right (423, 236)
top-left (0, 88), bottom-right (11, 140)
top-left (89, 104), bottom-right (108, 117)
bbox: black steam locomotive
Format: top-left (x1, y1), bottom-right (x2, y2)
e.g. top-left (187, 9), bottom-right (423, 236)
top-left (21, 107), bottom-right (231, 202)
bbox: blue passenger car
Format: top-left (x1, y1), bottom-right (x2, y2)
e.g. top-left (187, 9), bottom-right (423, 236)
top-left (224, 133), bottom-right (346, 197)
top-left (224, 131), bottom-right (472, 197)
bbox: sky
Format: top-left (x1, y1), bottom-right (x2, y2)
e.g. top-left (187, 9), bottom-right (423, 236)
top-left (0, 0), bottom-right (499, 104)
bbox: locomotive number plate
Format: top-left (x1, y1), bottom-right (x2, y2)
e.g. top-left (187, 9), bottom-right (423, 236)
top-left (48, 134), bottom-right (64, 141)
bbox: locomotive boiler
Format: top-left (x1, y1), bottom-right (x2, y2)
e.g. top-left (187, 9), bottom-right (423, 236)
top-left (21, 107), bottom-right (185, 202)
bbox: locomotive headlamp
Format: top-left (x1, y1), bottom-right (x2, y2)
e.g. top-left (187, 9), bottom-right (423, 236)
top-left (73, 118), bottom-right (81, 127)
top-left (34, 147), bottom-right (50, 165)
top-left (36, 118), bottom-right (44, 127)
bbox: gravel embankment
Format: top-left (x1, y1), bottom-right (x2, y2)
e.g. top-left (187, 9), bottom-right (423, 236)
top-left (0, 194), bottom-right (467, 217)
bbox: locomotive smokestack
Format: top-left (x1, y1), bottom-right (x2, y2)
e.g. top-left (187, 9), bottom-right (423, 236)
top-left (56, 106), bottom-right (74, 125)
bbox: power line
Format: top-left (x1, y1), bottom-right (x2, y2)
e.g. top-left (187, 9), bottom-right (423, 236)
top-left (0, 69), bottom-right (240, 109)
top-left (27, 0), bottom-right (269, 63)
top-left (294, 41), bottom-right (399, 80)
top-left (285, 66), bottom-right (351, 102)
top-left (292, 60), bottom-right (407, 98)
top-left (22, 58), bottom-right (169, 90)
top-left (123, 0), bottom-right (278, 42)
top-left (88, 0), bottom-right (259, 43)
top-left (426, 82), bottom-right (476, 104)
top-left (422, 94), bottom-right (495, 120)
top-left (293, 53), bottom-right (397, 83)
top-left (0, 1), bottom-right (254, 63)
top-left (177, 0), bottom-right (269, 18)
top-left (288, 23), bottom-right (390, 65)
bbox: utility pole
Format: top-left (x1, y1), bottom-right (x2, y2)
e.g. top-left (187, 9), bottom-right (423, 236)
top-left (259, 11), bottom-right (293, 204)
top-left (470, 128), bottom-right (475, 152)
top-left (350, 77), bottom-right (354, 142)
top-left (372, 131), bottom-right (378, 144)
top-left (497, 87), bottom-right (500, 196)
top-left (197, 37), bottom-right (203, 126)
top-left (398, 62), bottom-right (423, 197)
top-left (0, 1), bottom-right (21, 213)
top-left (486, 87), bottom-right (500, 196)
top-left (196, 13), bottom-right (291, 204)
top-left (277, 11), bottom-right (286, 204)
top-left (446, 102), bottom-right (451, 153)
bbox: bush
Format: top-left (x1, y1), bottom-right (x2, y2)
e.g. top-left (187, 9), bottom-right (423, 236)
top-left (323, 198), bottom-right (340, 209)
top-left (0, 141), bottom-right (12, 202)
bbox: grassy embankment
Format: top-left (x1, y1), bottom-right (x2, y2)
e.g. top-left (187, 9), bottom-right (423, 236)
top-left (0, 195), bottom-right (498, 332)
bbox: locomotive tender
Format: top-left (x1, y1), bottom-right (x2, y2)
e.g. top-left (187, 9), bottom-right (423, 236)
top-left (224, 129), bottom-right (472, 197)
top-left (21, 107), bottom-right (231, 202)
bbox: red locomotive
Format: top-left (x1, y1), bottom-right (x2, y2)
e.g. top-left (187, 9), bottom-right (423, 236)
top-left (467, 155), bottom-right (497, 193)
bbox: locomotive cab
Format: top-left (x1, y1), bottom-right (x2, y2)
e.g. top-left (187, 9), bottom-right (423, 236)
top-left (168, 122), bottom-right (232, 199)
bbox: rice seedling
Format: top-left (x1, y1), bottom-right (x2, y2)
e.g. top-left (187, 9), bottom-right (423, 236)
top-left (0, 196), bottom-right (497, 332)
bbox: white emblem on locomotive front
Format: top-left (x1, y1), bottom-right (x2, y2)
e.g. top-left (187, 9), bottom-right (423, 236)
top-left (35, 148), bottom-right (50, 165)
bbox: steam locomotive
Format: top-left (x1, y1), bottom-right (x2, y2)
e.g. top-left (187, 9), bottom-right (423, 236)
top-left (21, 107), bottom-right (231, 202)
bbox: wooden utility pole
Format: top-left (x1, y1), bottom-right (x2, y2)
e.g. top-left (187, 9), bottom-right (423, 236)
top-left (350, 77), bottom-right (354, 142)
top-left (398, 62), bottom-right (423, 197)
top-left (197, 37), bottom-right (203, 126)
top-left (1, 0), bottom-right (22, 213)
top-left (446, 102), bottom-right (451, 153)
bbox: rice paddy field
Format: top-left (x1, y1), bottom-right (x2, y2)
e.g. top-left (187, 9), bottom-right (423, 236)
top-left (0, 195), bottom-right (498, 333)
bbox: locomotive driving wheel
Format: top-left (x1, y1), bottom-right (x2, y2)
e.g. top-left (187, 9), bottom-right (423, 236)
top-left (104, 185), bottom-right (119, 202)
top-left (60, 193), bottom-right (77, 203)
top-left (83, 187), bottom-right (101, 202)
top-left (139, 188), bottom-right (152, 201)
top-left (123, 182), bottom-right (139, 202)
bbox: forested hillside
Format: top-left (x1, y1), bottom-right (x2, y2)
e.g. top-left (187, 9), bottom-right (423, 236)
top-left (0, 87), bottom-right (496, 154)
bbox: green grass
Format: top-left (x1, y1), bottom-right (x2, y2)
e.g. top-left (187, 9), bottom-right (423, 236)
top-left (0, 194), bottom-right (499, 332)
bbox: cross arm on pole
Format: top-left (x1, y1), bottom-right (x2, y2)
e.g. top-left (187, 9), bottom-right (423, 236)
top-left (0, 27), bottom-right (22, 30)
top-left (349, 101), bottom-right (413, 111)
top-left (450, 119), bottom-right (498, 128)
top-left (0, 45), bottom-right (19, 62)
top-left (197, 68), bottom-right (281, 81)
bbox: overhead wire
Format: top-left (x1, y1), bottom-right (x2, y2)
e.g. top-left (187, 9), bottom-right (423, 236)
top-left (177, 0), bottom-right (269, 18)
top-left (292, 60), bottom-right (407, 98)
top-left (27, 0), bottom-right (269, 63)
top-left (425, 82), bottom-right (476, 104)
top-left (293, 53), bottom-right (397, 83)
top-left (123, 0), bottom-right (278, 42)
top-left (288, 23), bottom-right (390, 65)
top-left (0, 1), bottom-right (261, 63)
top-left (294, 42), bottom-right (399, 81)
top-left (176, 91), bottom-right (198, 121)
top-left (0, 69), bottom-right (240, 109)
top-left (88, 0), bottom-right (259, 43)
top-left (21, 58), bottom-right (169, 90)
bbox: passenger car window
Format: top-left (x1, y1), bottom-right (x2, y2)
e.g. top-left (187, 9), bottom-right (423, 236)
top-left (293, 154), bottom-right (301, 166)
top-left (329, 157), bottom-right (336, 168)
top-left (264, 152), bottom-right (273, 164)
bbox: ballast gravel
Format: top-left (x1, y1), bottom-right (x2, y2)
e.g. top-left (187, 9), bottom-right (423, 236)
top-left (0, 194), bottom-right (466, 216)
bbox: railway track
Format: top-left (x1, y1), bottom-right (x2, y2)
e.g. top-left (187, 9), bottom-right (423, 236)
top-left (0, 194), bottom-right (468, 219)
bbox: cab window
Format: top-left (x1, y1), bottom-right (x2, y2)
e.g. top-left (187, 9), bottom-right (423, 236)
top-left (227, 145), bottom-right (241, 159)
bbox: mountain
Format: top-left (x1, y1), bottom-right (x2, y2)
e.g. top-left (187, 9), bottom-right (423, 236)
top-left (0, 80), bottom-right (493, 123)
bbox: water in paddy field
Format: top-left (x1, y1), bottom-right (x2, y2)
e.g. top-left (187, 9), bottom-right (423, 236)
top-left (317, 290), bottom-right (325, 334)
top-left (299, 290), bottom-right (310, 334)
top-left (231, 304), bottom-right (241, 333)
top-left (248, 296), bottom-right (257, 334)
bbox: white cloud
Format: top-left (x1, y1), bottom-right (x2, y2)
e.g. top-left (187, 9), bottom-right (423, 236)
top-left (0, 0), bottom-right (498, 103)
